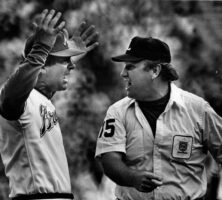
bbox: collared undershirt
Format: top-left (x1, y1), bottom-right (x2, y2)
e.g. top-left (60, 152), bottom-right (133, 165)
top-left (138, 86), bottom-right (170, 136)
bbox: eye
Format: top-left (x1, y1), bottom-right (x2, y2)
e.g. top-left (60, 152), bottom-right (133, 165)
top-left (125, 64), bottom-right (136, 71)
top-left (67, 62), bottom-right (76, 70)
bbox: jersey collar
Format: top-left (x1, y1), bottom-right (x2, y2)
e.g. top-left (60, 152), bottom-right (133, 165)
top-left (169, 83), bottom-right (185, 108)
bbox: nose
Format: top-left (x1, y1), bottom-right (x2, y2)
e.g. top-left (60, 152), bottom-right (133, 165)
top-left (120, 67), bottom-right (128, 78)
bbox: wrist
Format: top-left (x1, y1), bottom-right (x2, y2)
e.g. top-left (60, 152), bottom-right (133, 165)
top-left (127, 169), bottom-right (139, 187)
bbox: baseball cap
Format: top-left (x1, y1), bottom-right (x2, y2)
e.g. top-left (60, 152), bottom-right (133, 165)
top-left (24, 29), bottom-right (85, 57)
top-left (112, 36), bottom-right (171, 63)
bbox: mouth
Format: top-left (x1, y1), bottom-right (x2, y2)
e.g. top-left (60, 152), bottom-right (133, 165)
top-left (125, 79), bottom-right (132, 90)
top-left (63, 76), bottom-right (69, 84)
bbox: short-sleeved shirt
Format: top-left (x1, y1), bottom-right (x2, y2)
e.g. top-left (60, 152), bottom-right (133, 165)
top-left (95, 83), bottom-right (222, 200)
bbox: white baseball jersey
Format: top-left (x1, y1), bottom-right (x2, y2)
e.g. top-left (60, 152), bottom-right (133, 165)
top-left (0, 89), bottom-right (72, 198)
top-left (0, 42), bottom-right (73, 200)
top-left (95, 83), bottom-right (222, 200)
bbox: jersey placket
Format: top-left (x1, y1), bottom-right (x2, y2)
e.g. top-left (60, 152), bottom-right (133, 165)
top-left (153, 113), bottom-right (164, 200)
top-left (134, 102), bottom-right (154, 140)
top-left (153, 99), bottom-right (174, 199)
top-left (134, 102), bottom-right (156, 199)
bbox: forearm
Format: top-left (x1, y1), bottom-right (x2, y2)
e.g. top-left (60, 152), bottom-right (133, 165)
top-left (101, 153), bottom-right (136, 187)
top-left (100, 152), bottom-right (162, 192)
top-left (0, 42), bottom-right (51, 119)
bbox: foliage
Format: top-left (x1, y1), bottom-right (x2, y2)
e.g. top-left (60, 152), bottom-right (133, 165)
top-left (0, 0), bottom-right (222, 200)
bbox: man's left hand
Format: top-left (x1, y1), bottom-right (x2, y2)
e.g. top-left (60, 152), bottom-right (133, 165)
top-left (70, 22), bottom-right (99, 64)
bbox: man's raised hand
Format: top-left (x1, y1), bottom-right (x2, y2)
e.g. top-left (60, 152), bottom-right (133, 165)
top-left (34, 9), bottom-right (66, 48)
top-left (70, 21), bottom-right (99, 64)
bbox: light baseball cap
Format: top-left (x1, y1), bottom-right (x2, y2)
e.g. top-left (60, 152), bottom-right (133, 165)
top-left (24, 29), bottom-right (85, 57)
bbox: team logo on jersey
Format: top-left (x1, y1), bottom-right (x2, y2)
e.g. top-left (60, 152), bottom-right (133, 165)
top-left (39, 104), bottom-right (58, 137)
top-left (172, 135), bottom-right (193, 159)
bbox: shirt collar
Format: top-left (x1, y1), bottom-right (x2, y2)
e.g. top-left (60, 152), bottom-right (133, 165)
top-left (169, 83), bottom-right (185, 108)
top-left (127, 82), bottom-right (185, 108)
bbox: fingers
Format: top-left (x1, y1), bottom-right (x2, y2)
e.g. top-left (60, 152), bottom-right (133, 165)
top-left (142, 176), bottom-right (162, 186)
top-left (85, 31), bottom-right (99, 46)
top-left (81, 25), bottom-right (96, 40)
top-left (77, 21), bottom-right (87, 36)
top-left (71, 21), bottom-right (87, 38)
top-left (37, 9), bottom-right (65, 32)
top-left (62, 29), bottom-right (69, 39)
top-left (33, 9), bottom-right (66, 47)
top-left (134, 171), bottom-right (163, 193)
top-left (137, 177), bottom-right (162, 193)
top-left (42, 9), bottom-right (55, 28)
top-left (86, 42), bottom-right (99, 52)
top-left (48, 11), bottom-right (62, 29)
top-left (145, 172), bottom-right (162, 181)
top-left (143, 177), bottom-right (162, 186)
top-left (81, 24), bottom-right (99, 50)
top-left (139, 184), bottom-right (157, 192)
top-left (39, 9), bottom-right (48, 26)
top-left (75, 22), bottom-right (98, 41)
top-left (56, 21), bottom-right (66, 33)
top-left (151, 179), bottom-right (163, 186)
top-left (70, 21), bottom-right (99, 55)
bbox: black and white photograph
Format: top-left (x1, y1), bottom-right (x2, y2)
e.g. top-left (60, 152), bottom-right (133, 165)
top-left (0, 0), bottom-right (222, 200)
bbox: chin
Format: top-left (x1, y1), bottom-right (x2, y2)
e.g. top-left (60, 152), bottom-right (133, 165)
top-left (126, 92), bottom-right (133, 98)
top-left (58, 85), bottom-right (68, 91)
top-left (62, 86), bottom-right (68, 90)
top-left (127, 91), bottom-right (138, 99)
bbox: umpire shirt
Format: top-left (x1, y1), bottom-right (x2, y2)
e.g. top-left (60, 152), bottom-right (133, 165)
top-left (95, 83), bottom-right (222, 200)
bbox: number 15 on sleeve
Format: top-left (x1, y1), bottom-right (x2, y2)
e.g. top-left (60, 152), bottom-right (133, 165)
top-left (98, 118), bottom-right (115, 138)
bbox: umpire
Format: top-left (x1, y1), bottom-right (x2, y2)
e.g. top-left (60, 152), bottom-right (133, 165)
top-left (95, 36), bottom-right (222, 200)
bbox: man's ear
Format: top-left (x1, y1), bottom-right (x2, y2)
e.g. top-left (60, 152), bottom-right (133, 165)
top-left (152, 64), bottom-right (162, 80)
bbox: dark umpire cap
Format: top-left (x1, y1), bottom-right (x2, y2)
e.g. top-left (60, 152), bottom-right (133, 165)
top-left (24, 29), bottom-right (85, 57)
top-left (112, 36), bottom-right (171, 63)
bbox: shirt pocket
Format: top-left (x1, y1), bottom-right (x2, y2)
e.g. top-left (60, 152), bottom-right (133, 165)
top-left (159, 132), bottom-right (194, 164)
top-left (125, 129), bottom-right (144, 164)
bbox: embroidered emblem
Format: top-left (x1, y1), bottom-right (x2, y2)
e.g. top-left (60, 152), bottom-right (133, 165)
top-left (172, 135), bottom-right (193, 159)
top-left (39, 104), bottom-right (58, 137)
top-left (179, 141), bottom-right (188, 152)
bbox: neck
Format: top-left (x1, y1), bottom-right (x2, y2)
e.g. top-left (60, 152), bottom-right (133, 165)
top-left (35, 82), bottom-right (55, 99)
top-left (140, 81), bottom-right (170, 101)
top-left (154, 81), bottom-right (170, 99)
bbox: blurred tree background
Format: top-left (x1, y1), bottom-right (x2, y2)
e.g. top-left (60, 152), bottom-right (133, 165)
top-left (0, 0), bottom-right (222, 199)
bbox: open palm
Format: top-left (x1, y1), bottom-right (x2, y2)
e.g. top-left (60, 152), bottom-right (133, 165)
top-left (70, 22), bottom-right (99, 64)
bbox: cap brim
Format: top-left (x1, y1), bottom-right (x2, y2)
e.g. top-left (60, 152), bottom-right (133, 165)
top-left (50, 49), bottom-right (85, 57)
top-left (50, 39), bottom-right (85, 57)
top-left (111, 54), bottom-right (144, 62)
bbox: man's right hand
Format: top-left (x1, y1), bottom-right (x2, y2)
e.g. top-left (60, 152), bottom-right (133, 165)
top-left (132, 170), bottom-right (163, 193)
top-left (101, 152), bottom-right (163, 193)
top-left (34, 9), bottom-right (66, 48)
